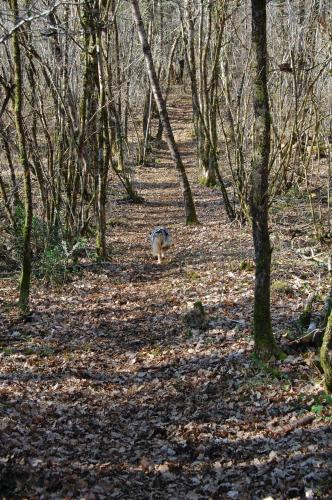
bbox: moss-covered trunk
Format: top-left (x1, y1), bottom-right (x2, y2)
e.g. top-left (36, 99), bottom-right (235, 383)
top-left (320, 309), bottom-right (332, 393)
top-left (95, 1), bottom-right (110, 259)
top-left (251, 0), bottom-right (280, 360)
top-left (10, 0), bottom-right (33, 313)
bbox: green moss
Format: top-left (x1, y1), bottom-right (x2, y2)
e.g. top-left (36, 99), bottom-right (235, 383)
top-left (199, 176), bottom-right (217, 188)
top-left (107, 217), bottom-right (129, 227)
top-left (240, 260), bottom-right (254, 271)
top-left (193, 300), bottom-right (205, 317)
top-left (252, 354), bottom-right (289, 378)
top-left (271, 280), bottom-right (292, 294)
top-left (147, 347), bottom-right (163, 357)
top-left (186, 216), bottom-right (200, 226)
top-left (320, 310), bottom-right (332, 393)
top-left (186, 270), bottom-right (200, 281)
top-left (254, 83), bottom-right (265, 103)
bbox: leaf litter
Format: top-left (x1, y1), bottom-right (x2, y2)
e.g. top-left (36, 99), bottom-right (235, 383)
top-left (0, 93), bottom-right (331, 499)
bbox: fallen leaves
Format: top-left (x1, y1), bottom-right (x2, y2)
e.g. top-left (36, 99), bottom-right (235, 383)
top-left (1, 95), bottom-right (332, 499)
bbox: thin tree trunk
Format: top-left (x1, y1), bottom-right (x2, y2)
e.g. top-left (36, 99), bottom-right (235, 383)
top-left (95, 2), bottom-right (109, 259)
top-left (320, 313), bottom-right (332, 393)
top-left (142, 87), bottom-right (153, 162)
top-left (184, 0), bottom-right (200, 133)
top-left (156, 34), bottom-right (181, 141)
top-left (129, 0), bottom-right (198, 225)
top-left (320, 290), bottom-right (332, 393)
top-left (182, 0), bottom-right (235, 220)
top-left (124, 24), bottom-right (135, 140)
top-left (251, 0), bottom-right (281, 360)
top-left (2, 137), bottom-right (21, 210)
top-left (10, 0), bottom-right (33, 313)
top-left (0, 174), bottom-right (15, 226)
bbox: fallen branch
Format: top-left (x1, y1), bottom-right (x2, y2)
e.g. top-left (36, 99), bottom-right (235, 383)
top-left (272, 414), bottom-right (315, 437)
top-left (293, 247), bottom-right (328, 268)
top-left (289, 328), bottom-right (324, 347)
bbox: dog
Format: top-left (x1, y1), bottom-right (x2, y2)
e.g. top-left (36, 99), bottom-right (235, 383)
top-left (150, 227), bottom-right (172, 264)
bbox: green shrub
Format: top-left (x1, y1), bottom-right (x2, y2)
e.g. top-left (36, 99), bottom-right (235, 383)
top-left (10, 207), bottom-right (88, 284)
top-left (12, 205), bottom-right (54, 259)
top-left (271, 280), bottom-right (293, 294)
top-left (39, 244), bottom-right (67, 285)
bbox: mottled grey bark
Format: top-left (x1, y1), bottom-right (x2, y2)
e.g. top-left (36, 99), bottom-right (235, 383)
top-left (251, 0), bottom-right (281, 360)
top-left (320, 296), bottom-right (332, 393)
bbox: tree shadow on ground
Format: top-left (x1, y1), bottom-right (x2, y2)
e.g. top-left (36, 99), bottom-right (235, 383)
top-left (0, 341), bottom-right (331, 498)
top-left (136, 181), bottom-right (178, 191)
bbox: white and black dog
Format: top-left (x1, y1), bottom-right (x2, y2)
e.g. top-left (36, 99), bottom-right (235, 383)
top-left (150, 227), bottom-right (172, 264)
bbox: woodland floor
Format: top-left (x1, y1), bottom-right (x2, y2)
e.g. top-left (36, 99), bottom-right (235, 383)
top-left (0, 91), bottom-right (332, 499)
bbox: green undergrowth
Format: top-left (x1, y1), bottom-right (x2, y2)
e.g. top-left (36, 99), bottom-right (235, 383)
top-left (299, 391), bottom-right (332, 420)
top-left (10, 206), bottom-right (90, 285)
top-left (252, 354), bottom-right (289, 380)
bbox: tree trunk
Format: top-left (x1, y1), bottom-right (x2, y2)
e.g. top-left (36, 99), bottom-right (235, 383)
top-left (251, 0), bottom-right (280, 360)
top-left (129, 0), bottom-right (198, 225)
top-left (183, 0), bottom-right (235, 220)
top-left (10, 0), bottom-right (33, 313)
top-left (320, 304), bottom-right (332, 393)
top-left (184, 0), bottom-right (200, 133)
top-left (95, 3), bottom-right (110, 259)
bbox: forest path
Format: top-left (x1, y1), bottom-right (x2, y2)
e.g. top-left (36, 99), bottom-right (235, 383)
top-left (0, 90), bottom-right (331, 498)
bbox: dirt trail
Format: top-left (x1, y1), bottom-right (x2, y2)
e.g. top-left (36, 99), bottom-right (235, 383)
top-left (0, 91), bottom-right (331, 499)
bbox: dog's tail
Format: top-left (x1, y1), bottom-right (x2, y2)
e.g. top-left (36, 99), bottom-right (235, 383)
top-left (151, 235), bottom-right (163, 257)
top-left (150, 227), bottom-right (172, 259)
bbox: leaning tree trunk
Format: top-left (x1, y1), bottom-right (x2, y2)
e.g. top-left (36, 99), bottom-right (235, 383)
top-left (251, 0), bottom-right (281, 360)
top-left (182, 0), bottom-right (235, 221)
top-left (129, 0), bottom-right (198, 225)
top-left (10, 0), bottom-right (33, 313)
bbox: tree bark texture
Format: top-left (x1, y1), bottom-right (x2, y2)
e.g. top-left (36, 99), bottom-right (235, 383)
top-left (95, 4), bottom-right (110, 259)
top-left (320, 309), bottom-right (332, 393)
top-left (10, 0), bottom-right (33, 313)
top-left (251, 0), bottom-right (280, 360)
